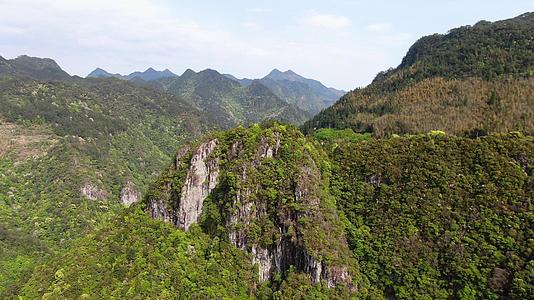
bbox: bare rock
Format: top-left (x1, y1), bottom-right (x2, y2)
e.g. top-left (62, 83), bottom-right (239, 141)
top-left (177, 139), bottom-right (219, 230)
top-left (80, 183), bottom-right (109, 201)
top-left (120, 181), bottom-right (140, 206)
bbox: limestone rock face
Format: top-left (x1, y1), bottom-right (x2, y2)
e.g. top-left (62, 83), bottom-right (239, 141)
top-left (147, 139), bottom-right (219, 230)
top-left (120, 181), bottom-right (140, 206)
top-left (177, 139), bottom-right (219, 230)
top-left (225, 151), bottom-right (353, 288)
top-left (146, 127), bottom-right (355, 289)
top-left (148, 198), bottom-right (174, 224)
top-left (80, 183), bottom-right (108, 201)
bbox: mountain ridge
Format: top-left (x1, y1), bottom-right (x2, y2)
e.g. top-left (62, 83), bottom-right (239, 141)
top-left (224, 69), bottom-right (345, 114)
top-left (87, 67), bottom-right (177, 81)
top-left (0, 55), bottom-right (71, 81)
top-left (303, 12), bottom-right (534, 136)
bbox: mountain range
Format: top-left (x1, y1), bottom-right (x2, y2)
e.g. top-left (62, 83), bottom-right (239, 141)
top-left (224, 69), bottom-right (345, 114)
top-left (87, 66), bottom-right (344, 115)
top-left (87, 67), bottom-right (177, 81)
top-left (1, 12), bottom-right (533, 300)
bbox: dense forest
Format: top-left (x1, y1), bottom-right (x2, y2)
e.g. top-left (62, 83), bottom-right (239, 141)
top-left (1, 11), bottom-right (533, 300)
top-left (329, 132), bottom-right (533, 299)
top-left (303, 13), bottom-right (534, 136)
top-left (8, 124), bottom-right (533, 299)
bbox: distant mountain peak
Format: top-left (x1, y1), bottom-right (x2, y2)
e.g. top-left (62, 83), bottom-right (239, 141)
top-left (265, 68), bottom-right (306, 82)
top-left (268, 68), bottom-right (283, 76)
top-left (3, 54), bottom-right (71, 80)
top-left (201, 68), bottom-right (219, 74)
top-left (182, 69), bottom-right (196, 77)
top-left (87, 67), bottom-right (122, 79)
top-left (12, 55), bottom-right (64, 70)
top-left (260, 68), bottom-right (344, 114)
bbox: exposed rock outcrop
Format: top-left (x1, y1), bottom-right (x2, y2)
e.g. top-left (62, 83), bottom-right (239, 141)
top-left (80, 183), bottom-right (109, 201)
top-left (224, 150), bottom-right (353, 287)
top-left (147, 139), bottom-right (219, 230)
top-left (177, 139), bottom-right (219, 230)
top-left (120, 181), bottom-right (140, 206)
top-left (146, 126), bottom-right (356, 289)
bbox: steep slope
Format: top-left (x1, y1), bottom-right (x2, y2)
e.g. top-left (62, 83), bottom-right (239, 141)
top-left (14, 125), bottom-right (533, 299)
top-left (322, 131), bottom-right (533, 299)
top-left (0, 75), bottom-right (212, 296)
top-left (226, 69), bottom-right (344, 115)
top-left (144, 123), bottom-right (360, 292)
top-left (303, 13), bottom-right (534, 136)
top-left (0, 57), bottom-right (309, 296)
top-left (0, 55), bottom-right (71, 81)
top-left (158, 69), bottom-right (310, 128)
top-left (12, 123), bottom-right (369, 299)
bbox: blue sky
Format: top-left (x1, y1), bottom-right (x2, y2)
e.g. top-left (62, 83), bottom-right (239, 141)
top-left (0, 0), bottom-right (533, 90)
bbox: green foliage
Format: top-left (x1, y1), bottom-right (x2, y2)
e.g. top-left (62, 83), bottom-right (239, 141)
top-left (11, 210), bottom-right (257, 299)
top-left (145, 123), bottom-right (364, 297)
top-left (329, 133), bottom-right (533, 299)
top-left (304, 13), bottom-right (534, 137)
top-left (157, 70), bottom-right (310, 129)
top-left (313, 128), bottom-right (372, 144)
top-left (0, 76), bottom-right (209, 296)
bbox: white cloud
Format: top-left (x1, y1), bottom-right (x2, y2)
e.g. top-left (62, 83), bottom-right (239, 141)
top-left (0, 25), bottom-right (25, 35)
top-left (241, 21), bottom-right (262, 30)
top-left (0, 0), bottom-right (270, 72)
top-left (0, 0), bottom-right (382, 89)
top-left (298, 11), bottom-right (352, 30)
top-left (246, 8), bottom-right (272, 13)
top-left (366, 23), bottom-right (392, 34)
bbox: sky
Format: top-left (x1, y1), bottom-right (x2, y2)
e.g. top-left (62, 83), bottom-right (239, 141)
top-left (0, 0), bottom-right (533, 90)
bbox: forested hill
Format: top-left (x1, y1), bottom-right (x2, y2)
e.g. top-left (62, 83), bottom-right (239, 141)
top-left (0, 58), bottom-right (309, 295)
top-left (12, 125), bottom-right (533, 299)
top-left (0, 55), bottom-right (71, 81)
top-left (303, 12), bottom-right (534, 136)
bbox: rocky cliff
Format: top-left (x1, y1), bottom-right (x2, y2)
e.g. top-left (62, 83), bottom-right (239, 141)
top-left (145, 123), bottom-right (358, 290)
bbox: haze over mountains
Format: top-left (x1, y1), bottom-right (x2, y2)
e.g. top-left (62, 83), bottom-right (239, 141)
top-left (1, 11), bottom-right (533, 300)
top-left (88, 66), bottom-right (344, 115)
top-left (87, 67), bottom-right (177, 81)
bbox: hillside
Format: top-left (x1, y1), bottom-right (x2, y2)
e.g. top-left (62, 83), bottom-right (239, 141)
top-left (0, 55), bottom-right (71, 81)
top-left (226, 69), bottom-right (344, 115)
top-left (88, 66), bottom-right (341, 117)
top-left (157, 69), bottom-right (310, 128)
top-left (11, 123), bottom-right (368, 299)
top-left (322, 130), bottom-right (533, 299)
top-left (2, 11), bottom-right (534, 300)
top-left (0, 74), bottom-right (212, 295)
top-left (87, 67), bottom-right (177, 81)
top-left (11, 125), bottom-right (533, 299)
top-left (0, 58), bottom-right (309, 296)
top-left (303, 13), bottom-right (534, 136)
